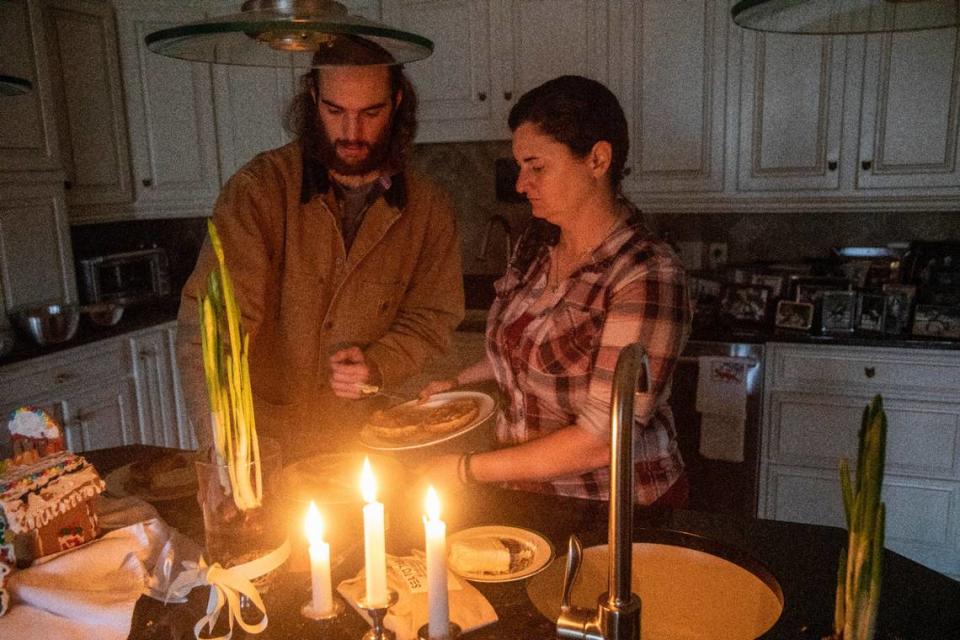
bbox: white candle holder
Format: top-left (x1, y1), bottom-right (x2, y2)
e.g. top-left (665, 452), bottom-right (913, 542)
top-left (300, 594), bottom-right (345, 621)
top-left (357, 589), bottom-right (399, 640)
top-left (416, 622), bottom-right (462, 640)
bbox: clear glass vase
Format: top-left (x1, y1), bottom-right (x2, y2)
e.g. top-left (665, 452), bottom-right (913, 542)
top-left (195, 437), bottom-right (287, 592)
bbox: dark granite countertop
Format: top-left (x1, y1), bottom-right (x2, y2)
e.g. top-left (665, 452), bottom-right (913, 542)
top-left (0, 296), bottom-right (181, 367)
top-left (85, 446), bottom-right (960, 640)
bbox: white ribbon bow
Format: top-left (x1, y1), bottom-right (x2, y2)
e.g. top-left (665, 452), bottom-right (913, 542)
top-left (166, 539), bottom-right (290, 640)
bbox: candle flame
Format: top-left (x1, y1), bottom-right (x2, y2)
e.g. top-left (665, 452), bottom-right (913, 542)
top-left (305, 501), bottom-right (324, 546)
top-left (360, 457), bottom-right (377, 503)
top-left (425, 485), bottom-right (441, 522)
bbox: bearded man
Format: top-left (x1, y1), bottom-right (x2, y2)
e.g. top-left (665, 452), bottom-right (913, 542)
top-left (176, 56), bottom-right (464, 454)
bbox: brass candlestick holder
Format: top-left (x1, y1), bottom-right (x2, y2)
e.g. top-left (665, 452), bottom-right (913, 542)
top-left (357, 590), bottom-right (399, 640)
top-left (416, 621), bottom-right (462, 640)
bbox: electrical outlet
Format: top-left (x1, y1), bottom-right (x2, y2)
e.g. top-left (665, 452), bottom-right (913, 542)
top-left (707, 242), bottom-right (728, 271)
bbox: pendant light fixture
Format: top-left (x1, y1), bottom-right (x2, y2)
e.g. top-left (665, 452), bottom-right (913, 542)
top-left (0, 74), bottom-right (32, 96)
top-left (732, 0), bottom-right (960, 35)
top-left (145, 0), bottom-right (432, 67)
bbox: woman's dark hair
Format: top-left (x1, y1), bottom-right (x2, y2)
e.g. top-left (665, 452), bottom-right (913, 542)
top-left (508, 74), bottom-right (629, 192)
top-left (284, 57), bottom-right (418, 173)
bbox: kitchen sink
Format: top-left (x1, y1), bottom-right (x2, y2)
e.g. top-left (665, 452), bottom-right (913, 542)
top-left (526, 529), bottom-right (783, 640)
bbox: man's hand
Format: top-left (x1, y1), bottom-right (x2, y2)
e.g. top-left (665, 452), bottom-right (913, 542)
top-left (329, 346), bottom-right (377, 399)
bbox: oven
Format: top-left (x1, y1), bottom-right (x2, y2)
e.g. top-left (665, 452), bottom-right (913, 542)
top-left (669, 340), bottom-right (764, 518)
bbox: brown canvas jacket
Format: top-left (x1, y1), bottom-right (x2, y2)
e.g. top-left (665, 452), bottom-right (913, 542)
top-left (176, 142), bottom-right (464, 451)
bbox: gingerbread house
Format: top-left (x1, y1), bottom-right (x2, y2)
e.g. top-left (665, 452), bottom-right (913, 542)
top-left (0, 407), bottom-right (105, 616)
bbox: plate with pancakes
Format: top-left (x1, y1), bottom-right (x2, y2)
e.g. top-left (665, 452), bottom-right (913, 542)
top-left (104, 451), bottom-right (199, 502)
top-left (359, 391), bottom-right (496, 451)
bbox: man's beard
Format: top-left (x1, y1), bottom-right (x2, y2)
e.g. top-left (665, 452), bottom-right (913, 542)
top-left (314, 124), bottom-right (393, 176)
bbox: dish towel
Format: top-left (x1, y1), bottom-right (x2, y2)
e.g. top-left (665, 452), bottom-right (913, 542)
top-left (696, 357), bottom-right (749, 463)
top-left (0, 497), bottom-right (202, 640)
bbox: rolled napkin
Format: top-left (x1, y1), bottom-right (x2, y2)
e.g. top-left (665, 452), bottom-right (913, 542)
top-left (338, 553), bottom-right (498, 640)
top-left (0, 516), bottom-right (201, 640)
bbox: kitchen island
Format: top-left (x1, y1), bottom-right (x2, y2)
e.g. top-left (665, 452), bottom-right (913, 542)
top-left (85, 446), bottom-right (958, 640)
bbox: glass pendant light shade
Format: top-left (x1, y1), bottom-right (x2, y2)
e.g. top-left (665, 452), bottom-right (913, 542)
top-left (0, 74), bottom-right (32, 96)
top-left (732, 0), bottom-right (960, 35)
top-left (145, 0), bottom-right (432, 67)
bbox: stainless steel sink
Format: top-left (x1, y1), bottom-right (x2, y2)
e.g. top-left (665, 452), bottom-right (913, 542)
top-left (527, 529), bottom-right (784, 640)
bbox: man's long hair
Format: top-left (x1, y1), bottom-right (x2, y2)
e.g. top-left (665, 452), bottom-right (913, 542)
top-left (284, 64), bottom-right (419, 174)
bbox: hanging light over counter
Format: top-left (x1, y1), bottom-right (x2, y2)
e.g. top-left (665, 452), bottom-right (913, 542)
top-left (731, 0), bottom-right (960, 35)
top-left (145, 0), bottom-right (432, 67)
top-left (0, 74), bottom-right (32, 96)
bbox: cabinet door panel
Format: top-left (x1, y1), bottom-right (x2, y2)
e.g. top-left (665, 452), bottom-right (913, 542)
top-left (0, 184), bottom-right (75, 312)
top-left (858, 28), bottom-right (960, 189)
top-left (41, 0), bottom-right (132, 210)
top-left (766, 391), bottom-right (960, 479)
top-left (623, 0), bottom-right (727, 194)
top-left (738, 32), bottom-right (845, 191)
top-left (382, 0), bottom-right (497, 142)
top-left (116, 7), bottom-right (220, 211)
top-left (213, 65), bottom-right (295, 180)
top-left (70, 377), bottom-right (138, 451)
top-left (0, 0), bottom-right (60, 172)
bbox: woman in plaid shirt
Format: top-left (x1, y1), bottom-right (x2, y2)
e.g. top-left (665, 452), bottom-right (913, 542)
top-left (421, 76), bottom-right (691, 505)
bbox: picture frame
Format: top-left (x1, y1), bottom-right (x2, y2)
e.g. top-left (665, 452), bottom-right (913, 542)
top-left (774, 300), bottom-right (814, 331)
top-left (820, 290), bottom-right (857, 333)
top-left (882, 290), bottom-right (912, 335)
top-left (912, 305), bottom-right (960, 339)
top-left (855, 293), bottom-right (886, 333)
top-left (720, 284), bottom-right (771, 324)
top-left (750, 273), bottom-right (786, 299)
top-left (792, 277), bottom-right (850, 305)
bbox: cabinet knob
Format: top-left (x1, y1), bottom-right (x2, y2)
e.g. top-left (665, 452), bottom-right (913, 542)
top-left (139, 349), bottom-right (155, 358)
top-left (55, 373), bottom-right (73, 384)
top-left (861, 160), bottom-right (873, 171)
top-left (504, 91), bottom-right (513, 100)
top-left (827, 160), bottom-right (837, 172)
top-left (142, 178), bottom-right (153, 187)
top-left (478, 91), bottom-right (487, 102)
top-left (64, 180), bottom-right (73, 190)
top-left (864, 366), bottom-right (876, 378)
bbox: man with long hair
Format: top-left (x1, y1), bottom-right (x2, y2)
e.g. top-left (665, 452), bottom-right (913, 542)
top-left (177, 47), bottom-right (464, 453)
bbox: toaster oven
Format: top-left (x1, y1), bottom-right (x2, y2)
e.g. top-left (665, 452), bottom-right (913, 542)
top-left (79, 248), bottom-right (171, 305)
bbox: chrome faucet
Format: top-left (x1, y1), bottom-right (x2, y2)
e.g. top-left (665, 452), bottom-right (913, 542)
top-left (477, 214), bottom-right (513, 265)
top-left (557, 342), bottom-right (649, 640)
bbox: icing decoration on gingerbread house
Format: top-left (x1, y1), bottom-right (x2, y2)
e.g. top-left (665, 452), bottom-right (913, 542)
top-left (0, 407), bottom-right (105, 616)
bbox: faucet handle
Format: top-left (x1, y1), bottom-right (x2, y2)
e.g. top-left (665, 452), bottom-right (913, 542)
top-left (560, 534), bottom-right (583, 613)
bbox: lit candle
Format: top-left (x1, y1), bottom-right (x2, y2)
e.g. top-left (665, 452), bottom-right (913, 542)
top-left (304, 502), bottom-right (333, 616)
top-left (361, 457), bottom-right (388, 606)
top-left (424, 486), bottom-right (449, 638)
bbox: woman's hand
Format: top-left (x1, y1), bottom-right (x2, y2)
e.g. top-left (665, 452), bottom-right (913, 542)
top-left (417, 378), bottom-right (458, 402)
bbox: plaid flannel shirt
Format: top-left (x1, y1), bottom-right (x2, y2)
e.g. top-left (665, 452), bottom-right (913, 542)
top-left (486, 212), bottom-right (691, 503)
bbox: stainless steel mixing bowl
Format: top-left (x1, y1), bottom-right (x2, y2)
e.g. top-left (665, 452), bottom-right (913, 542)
top-left (10, 303), bottom-right (80, 346)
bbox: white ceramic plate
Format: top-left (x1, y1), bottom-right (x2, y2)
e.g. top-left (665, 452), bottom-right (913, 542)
top-left (359, 391), bottom-right (496, 451)
top-left (104, 461), bottom-right (198, 502)
top-left (447, 525), bottom-right (555, 583)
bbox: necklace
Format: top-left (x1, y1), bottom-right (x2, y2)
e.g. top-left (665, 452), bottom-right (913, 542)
top-left (547, 216), bottom-right (621, 292)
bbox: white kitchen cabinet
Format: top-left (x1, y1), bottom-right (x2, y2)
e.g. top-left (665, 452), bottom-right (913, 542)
top-left (39, 0), bottom-right (134, 219)
top-left (128, 321), bottom-right (196, 450)
top-left (113, 0), bottom-right (221, 218)
top-left (618, 0), bottom-right (729, 196)
top-left (855, 28), bottom-right (960, 192)
top-left (760, 343), bottom-right (960, 580)
top-left (0, 0), bottom-right (61, 175)
top-left (736, 30), bottom-right (848, 192)
top-left (735, 24), bottom-right (960, 207)
top-left (0, 181), bottom-right (76, 321)
top-left (0, 339), bottom-right (139, 453)
top-left (382, 0), bottom-right (610, 142)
